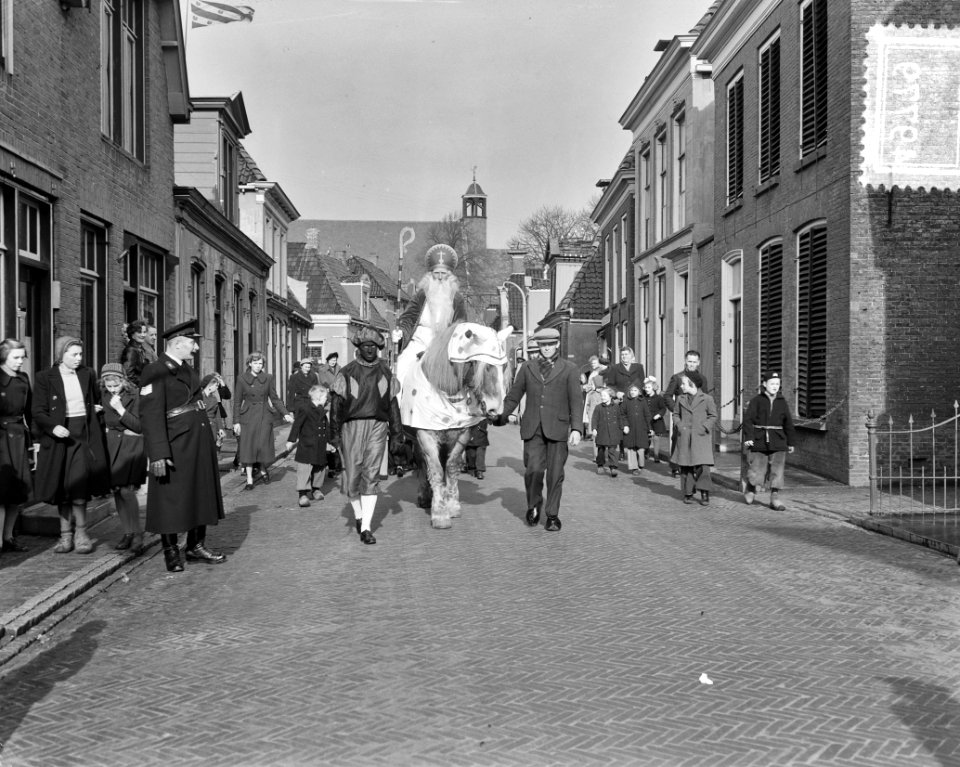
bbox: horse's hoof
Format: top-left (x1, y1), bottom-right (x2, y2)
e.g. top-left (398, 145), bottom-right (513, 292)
top-left (431, 517), bottom-right (452, 529)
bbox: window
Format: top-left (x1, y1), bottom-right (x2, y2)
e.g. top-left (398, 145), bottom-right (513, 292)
top-left (727, 72), bottom-right (745, 204)
top-left (797, 224), bottom-right (827, 418)
top-left (679, 270), bottom-right (689, 353)
top-left (612, 226), bottom-right (619, 303)
top-left (220, 133), bottom-right (239, 222)
top-left (759, 33), bottom-right (781, 183)
top-left (656, 272), bottom-right (666, 379)
top-left (639, 277), bottom-right (650, 371)
top-left (248, 290), bottom-right (256, 353)
top-left (656, 132), bottom-right (668, 239)
top-left (1, 0), bottom-right (13, 73)
top-left (619, 215), bottom-right (628, 303)
top-left (80, 223), bottom-right (108, 372)
top-left (137, 248), bottom-right (162, 328)
top-left (674, 113), bottom-right (686, 229)
top-left (101, 0), bottom-right (144, 159)
top-left (603, 234), bottom-right (612, 308)
top-left (233, 284), bottom-right (243, 382)
top-left (214, 276), bottom-right (225, 370)
top-left (190, 265), bottom-right (205, 335)
top-left (359, 283), bottom-right (369, 321)
top-left (640, 148), bottom-right (651, 250)
top-left (722, 253), bottom-right (743, 417)
top-left (758, 240), bottom-right (783, 376)
top-left (800, 0), bottom-right (828, 156)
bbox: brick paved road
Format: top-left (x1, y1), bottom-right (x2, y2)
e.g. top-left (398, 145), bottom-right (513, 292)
top-left (1, 426), bottom-right (959, 766)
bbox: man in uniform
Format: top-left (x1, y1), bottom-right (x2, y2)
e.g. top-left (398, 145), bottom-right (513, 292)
top-left (329, 327), bottom-right (403, 545)
top-left (139, 319), bottom-right (226, 572)
top-left (491, 327), bottom-right (582, 532)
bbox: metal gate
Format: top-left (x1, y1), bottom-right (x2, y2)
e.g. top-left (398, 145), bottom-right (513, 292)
top-left (866, 403), bottom-right (960, 555)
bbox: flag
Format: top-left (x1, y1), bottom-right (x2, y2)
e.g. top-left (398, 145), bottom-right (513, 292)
top-left (190, 0), bottom-right (255, 28)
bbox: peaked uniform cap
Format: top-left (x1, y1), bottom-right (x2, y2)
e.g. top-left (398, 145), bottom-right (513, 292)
top-left (425, 244), bottom-right (459, 270)
top-left (352, 327), bottom-right (385, 348)
top-left (162, 319), bottom-right (201, 340)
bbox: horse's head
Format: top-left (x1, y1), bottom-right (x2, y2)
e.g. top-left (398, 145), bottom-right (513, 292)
top-left (420, 323), bottom-right (513, 419)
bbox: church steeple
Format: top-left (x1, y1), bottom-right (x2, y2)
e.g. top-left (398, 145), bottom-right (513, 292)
top-left (462, 167), bottom-right (487, 220)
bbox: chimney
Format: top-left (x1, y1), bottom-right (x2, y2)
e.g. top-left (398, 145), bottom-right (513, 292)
top-left (306, 228), bottom-right (319, 250)
top-left (508, 249), bottom-right (526, 276)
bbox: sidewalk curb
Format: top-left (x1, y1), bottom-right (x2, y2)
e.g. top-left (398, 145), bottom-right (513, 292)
top-left (0, 441), bottom-right (295, 670)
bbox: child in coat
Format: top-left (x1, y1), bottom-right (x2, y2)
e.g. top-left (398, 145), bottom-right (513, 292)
top-left (642, 376), bottom-right (668, 463)
top-left (670, 372), bottom-right (717, 505)
top-left (620, 384), bottom-right (651, 475)
top-left (742, 371), bottom-right (796, 510)
top-left (100, 363), bottom-right (147, 553)
top-left (285, 384), bottom-right (337, 507)
top-left (464, 420), bottom-right (489, 479)
top-left (591, 388), bottom-right (629, 477)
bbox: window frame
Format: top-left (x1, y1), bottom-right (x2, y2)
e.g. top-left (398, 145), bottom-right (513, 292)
top-left (796, 222), bottom-right (828, 418)
top-left (101, 0), bottom-right (144, 159)
top-left (758, 31), bottom-right (782, 184)
top-left (80, 221), bottom-right (109, 373)
top-left (799, 0), bottom-right (828, 157)
top-left (758, 238), bottom-right (784, 378)
top-left (656, 131), bottom-right (668, 240)
top-left (674, 112), bottom-right (686, 229)
top-left (726, 70), bottom-right (745, 205)
top-left (619, 214), bottom-right (628, 304)
top-left (1, 0), bottom-right (13, 73)
top-left (640, 147), bottom-right (652, 251)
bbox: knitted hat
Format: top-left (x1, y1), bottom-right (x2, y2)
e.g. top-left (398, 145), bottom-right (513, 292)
top-left (100, 362), bottom-right (125, 379)
top-left (54, 336), bottom-right (82, 364)
top-left (425, 243), bottom-right (458, 271)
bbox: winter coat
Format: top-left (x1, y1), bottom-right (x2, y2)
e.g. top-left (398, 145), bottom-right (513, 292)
top-left (32, 365), bottom-right (111, 503)
top-left (670, 391), bottom-right (717, 467)
top-left (286, 369), bottom-right (319, 411)
top-left (101, 387), bottom-right (147, 487)
top-left (502, 358), bottom-right (582, 442)
top-left (643, 392), bottom-right (669, 436)
top-left (591, 402), bottom-right (627, 447)
top-left (620, 396), bottom-right (650, 450)
top-left (466, 419), bottom-right (489, 448)
top-left (287, 401), bottom-right (331, 466)
top-left (234, 370), bottom-right (288, 464)
top-left (580, 367), bottom-right (606, 426)
top-left (139, 353), bottom-right (224, 534)
top-left (0, 369), bottom-right (33, 503)
top-left (743, 391), bottom-right (796, 453)
top-left (606, 362), bottom-right (646, 396)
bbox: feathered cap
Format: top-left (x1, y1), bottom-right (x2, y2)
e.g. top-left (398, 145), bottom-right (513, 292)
top-left (352, 327), bottom-right (385, 349)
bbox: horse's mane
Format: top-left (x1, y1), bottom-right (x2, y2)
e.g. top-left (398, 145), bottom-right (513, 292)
top-left (419, 324), bottom-right (465, 397)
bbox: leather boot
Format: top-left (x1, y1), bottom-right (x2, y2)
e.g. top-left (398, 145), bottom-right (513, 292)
top-left (161, 534), bottom-right (183, 572)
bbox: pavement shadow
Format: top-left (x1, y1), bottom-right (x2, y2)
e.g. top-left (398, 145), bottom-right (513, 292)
top-left (883, 677), bottom-right (960, 766)
top-left (219, 503), bottom-right (254, 554)
top-left (0, 619), bottom-right (106, 753)
top-left (495, 456), bottom-right (525, 474)
top-left (458, 482), bottom-right (528, 525)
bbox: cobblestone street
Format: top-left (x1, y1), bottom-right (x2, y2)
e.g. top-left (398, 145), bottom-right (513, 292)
top-left (1, 426), bottom-right (959, 767)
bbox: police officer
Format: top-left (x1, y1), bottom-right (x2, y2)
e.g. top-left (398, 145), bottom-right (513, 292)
top-left (139, 320), bottom-right (226, 572)
top-left (491, 327), bottom-right (582, 532)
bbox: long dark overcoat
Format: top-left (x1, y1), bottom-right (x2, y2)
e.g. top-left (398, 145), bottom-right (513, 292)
top-left (102, 388), bottom-right (147, 487)
top-left (234, 370), bottom-right (288, 464)
top-left (670, 391), bottom-right (718, 467)
top-left (139, 355), bottom-right (224, 534)
top-left (32, 366), bottom-right (110, 503)
top-left (287, 401), bottom-right (330, 466)
top-left (0, 370), bottom-right (33, 503)
top-left (621, 396), bottom-right (651, 450)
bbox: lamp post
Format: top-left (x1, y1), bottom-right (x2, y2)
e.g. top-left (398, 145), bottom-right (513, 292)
top-left (499, 280), bottom-right (529, 359)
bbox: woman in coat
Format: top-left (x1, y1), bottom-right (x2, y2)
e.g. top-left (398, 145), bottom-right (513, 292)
top-left (0, 338), bottom-right (33, 554)
top-left (670, 371), bottom-right (717, 506)
top-left (33, 337), bottom-right (110, 554)
top-left (233, 351), bottom-right (293, 490)
top-left (119, 319), bottom-right (153, 386)
top-left (100, 363), bottom-right (147, 553)
top-left (580, 355), bottom-right (606, 437)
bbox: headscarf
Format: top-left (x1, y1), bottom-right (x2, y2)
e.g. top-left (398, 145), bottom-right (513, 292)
top-left (54, 336), bottom-right (82, 365)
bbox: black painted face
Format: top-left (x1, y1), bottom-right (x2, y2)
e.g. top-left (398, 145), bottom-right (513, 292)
top-left (358, 342), bottom-right (379, 363)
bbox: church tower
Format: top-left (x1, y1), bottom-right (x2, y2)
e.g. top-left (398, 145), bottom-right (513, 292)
top-left (461, 169), bottom-right (487, 252)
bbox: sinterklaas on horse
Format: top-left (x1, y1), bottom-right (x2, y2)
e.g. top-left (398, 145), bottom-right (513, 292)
top-left (400, 322), bottom-right (512, 529)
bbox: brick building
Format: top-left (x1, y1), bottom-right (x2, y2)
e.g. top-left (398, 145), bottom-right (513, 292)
top-left (0, 0), bottom-right (189, 379)
top-left (691, 0), bottom-right (960, 483)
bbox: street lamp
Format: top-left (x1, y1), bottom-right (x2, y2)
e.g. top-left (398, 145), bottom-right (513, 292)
top-left (499, 279), bottom-right (529, 359)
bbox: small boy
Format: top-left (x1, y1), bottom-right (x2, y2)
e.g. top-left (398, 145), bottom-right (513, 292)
top-left (742, 371), bottom-right (796, 510)
top-left (620, 383), bottom-right (650, 475)
top-left (464, 419), bottom-right (489, 479)
top-left (591, 387), bottom-right (629, 477)
top-left (285, 384), bottom-right (337, 507)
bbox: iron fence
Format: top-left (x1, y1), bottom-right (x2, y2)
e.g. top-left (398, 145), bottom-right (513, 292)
top-left (866, 402), bottom-right (960, 554)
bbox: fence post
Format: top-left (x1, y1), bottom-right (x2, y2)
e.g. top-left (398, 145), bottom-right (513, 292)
top-left (866, 409), bottom-right (878, 514)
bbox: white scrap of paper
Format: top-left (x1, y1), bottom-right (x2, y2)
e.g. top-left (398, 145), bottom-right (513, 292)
top-left (699, 673), bottom-right (714, 685)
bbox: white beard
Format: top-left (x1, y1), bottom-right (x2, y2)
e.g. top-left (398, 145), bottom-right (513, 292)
top-left (418, 274), bottom-right (460, 334)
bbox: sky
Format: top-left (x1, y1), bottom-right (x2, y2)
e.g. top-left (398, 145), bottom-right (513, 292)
top-left (181, 0), bottom-right (714, 248)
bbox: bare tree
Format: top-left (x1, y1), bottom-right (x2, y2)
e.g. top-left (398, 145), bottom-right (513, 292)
top-left (508, 202), bottom-right (599, 266)
top-left (427, 212), bottom-right (464, 252)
